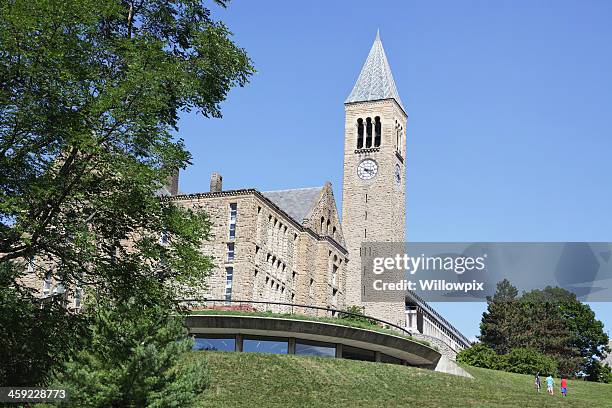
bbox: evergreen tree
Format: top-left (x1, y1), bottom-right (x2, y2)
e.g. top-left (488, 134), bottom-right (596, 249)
top-left (54, 297), bottom-right (208, 407)
top-left (479, 279), bottom-right (521, 354)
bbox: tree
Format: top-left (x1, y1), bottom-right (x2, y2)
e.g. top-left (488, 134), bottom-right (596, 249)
top-left (478, 281), bottom-right (610, 380)
top-left (54, 297), bottom-right (208, 407)
top-left (512, 296), bottom-right (579, 375)
top-left (479, 279), bottom-right (521, 354)
top-left (0, 263), bottom-right (85, 386)
top-left (521, 287), bottom-right (609, 378)
top-left (0, 0), bottom-right (253, 385)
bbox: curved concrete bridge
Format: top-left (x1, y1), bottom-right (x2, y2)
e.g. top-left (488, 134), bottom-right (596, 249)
top-left (185, 314), bottom-right (472, 378)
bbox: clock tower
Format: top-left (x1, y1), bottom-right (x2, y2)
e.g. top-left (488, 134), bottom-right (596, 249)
top-left (341, 31), bottom-right (407, 326)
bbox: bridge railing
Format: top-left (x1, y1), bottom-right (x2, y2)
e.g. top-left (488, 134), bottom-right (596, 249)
top-left (179, 298), bottom-right (412, 337)
top-left (406, 290), bottom-right (472, 348)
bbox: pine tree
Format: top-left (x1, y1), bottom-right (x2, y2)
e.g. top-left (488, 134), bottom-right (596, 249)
top-left (54, 298), bottom-right (208, 407)
top-left (479, 279), bottom-right (520, 354)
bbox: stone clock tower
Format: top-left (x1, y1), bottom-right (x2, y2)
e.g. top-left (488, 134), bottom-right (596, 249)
top-left (342, 31), bottom-right (407, 326)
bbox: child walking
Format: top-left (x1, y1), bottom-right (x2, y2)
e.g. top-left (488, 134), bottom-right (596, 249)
top-left (546, 375), bottom-right (554, 395)
top-left (560, 378), bottom-right (568, 397)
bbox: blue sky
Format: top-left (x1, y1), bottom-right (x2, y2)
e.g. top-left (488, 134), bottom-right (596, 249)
top-left (176, 1), bottom-right (612, 339)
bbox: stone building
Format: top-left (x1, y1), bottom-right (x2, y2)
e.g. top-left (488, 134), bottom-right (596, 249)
top-left (166, 31), bottom-right (470, 353)
top-left (167, 179), bottom-right (348, 311)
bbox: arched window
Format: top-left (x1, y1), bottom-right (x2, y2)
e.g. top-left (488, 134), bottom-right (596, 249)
top-left (356, 118), bottom-right (364, 149)
top-left (374, 116), bottom-right (381, 147)
top-left (326, 219), bottom-right (330, 234)
top-left (365, 117), bottom-right (372, 148)
top-left (320, 216), bottom-right (325, 233)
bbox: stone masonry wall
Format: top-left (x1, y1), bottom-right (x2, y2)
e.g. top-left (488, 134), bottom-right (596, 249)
top-left (173, 190), bottom-right (348, 313)
top-left (302, 183), bottom-right (345, 246)
top-left (412, 333), bottom-right (459, 361)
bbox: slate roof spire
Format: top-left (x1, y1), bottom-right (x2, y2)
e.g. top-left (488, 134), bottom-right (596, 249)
top-left (345, 31), bottom-right (404, 112)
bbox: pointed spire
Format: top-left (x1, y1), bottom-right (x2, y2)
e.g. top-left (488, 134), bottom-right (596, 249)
top-left (345, 31), bottom-right (405, 112)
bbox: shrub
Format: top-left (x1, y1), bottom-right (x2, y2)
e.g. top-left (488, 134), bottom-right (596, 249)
top-left (456, 344), bottom-right (499, 369)
top-left (458, 344), bottom-right (558, 377)
top-left (584, 360), bottom-right (612, 383)
top-left (498, 348), bottom-right (558, 376)
top-left (338, 305), bottom-right (377, 325)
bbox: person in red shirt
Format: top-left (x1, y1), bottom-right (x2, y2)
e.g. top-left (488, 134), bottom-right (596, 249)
top-left (560, 378), bottom-right (568, 397)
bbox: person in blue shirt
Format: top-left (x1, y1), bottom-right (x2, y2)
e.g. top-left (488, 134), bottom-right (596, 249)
top-left (546, 375), bottom-right (555, 395)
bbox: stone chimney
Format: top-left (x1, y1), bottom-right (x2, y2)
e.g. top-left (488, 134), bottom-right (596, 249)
top-left (210, 172), bottom-right (223, 193)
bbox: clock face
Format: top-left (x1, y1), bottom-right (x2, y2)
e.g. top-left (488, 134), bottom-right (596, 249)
top-left (395, 164), bottom-right (401, 184)
top-left (357, 159), bottom-right (378, 180)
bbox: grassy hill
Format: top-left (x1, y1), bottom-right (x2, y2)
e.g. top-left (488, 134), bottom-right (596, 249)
top-left (191, 351), bottom-right (612, 407)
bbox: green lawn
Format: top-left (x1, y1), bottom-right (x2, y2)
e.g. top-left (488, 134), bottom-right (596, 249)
top-left (191, 351), bottom-right (612, 408)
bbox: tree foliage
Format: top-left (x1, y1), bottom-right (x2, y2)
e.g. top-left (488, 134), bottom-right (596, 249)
top-left (0, 0), bottom-right (253, 386)
top-left (479, 280), bottom-right (610, 380)
top-left (479, 279), bottom-right (521, 354)
top-left (54, 297), bottom-right (208, 407)
top-left (0, 0), bottom-right (253, 300)
top-left (456, 343), bottom-right (498, 370)
top-left (0, 263), bottom-right (86, 386)
top-left (457, 344), bottom-right (558, 376)
top-left (498, 348), bottom-right (558, 377)
top-left (584, 359), bottom-right (612, 384)
top-left (339, 305), bottom-right (379, 325)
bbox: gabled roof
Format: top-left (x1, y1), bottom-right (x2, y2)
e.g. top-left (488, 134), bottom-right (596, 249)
top-left (262, 186), bottom-right (323, 225)
top-left (345, 30), bottom-right (405, 112)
